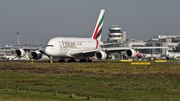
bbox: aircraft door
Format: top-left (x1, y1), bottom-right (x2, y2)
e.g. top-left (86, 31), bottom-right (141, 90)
top-left (58, 41), bottom-right (63, 52)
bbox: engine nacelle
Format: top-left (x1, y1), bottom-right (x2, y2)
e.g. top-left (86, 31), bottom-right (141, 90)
top-left (31, 50), bottom-right (42, 59)
top-left (15, 49), bottom-right (26, 57)
top-left (95, 51), bottom-right (107, 59)
top-left (125, 49), bottom-right (137, 57)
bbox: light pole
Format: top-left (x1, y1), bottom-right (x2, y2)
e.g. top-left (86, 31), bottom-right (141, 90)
top-left (17, 32), bottom-right (20, 45)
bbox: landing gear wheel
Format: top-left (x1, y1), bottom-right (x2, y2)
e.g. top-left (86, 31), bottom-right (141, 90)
top-left (59, 59), bottom-right (65, 62)
top-left (88, 59), bottom-right (92, 62)
top-left (68, 58), bottom-right (76, 62)
top-left (79, 59), bottom-right (86, 62)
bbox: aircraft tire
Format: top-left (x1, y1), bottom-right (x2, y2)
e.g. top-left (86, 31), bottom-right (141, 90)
top-left (59, 59), bottom-right (65, 62)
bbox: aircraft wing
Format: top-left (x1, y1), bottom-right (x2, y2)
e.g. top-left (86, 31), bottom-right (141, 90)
top-left (13, 45), bottom-right (48, 60)
top-left (102, 47), bottom-right (131, 53)
top-left (102, 46), bottom-right (168, 53)
top-left (69, 46), bottom-right (168, 59)
top-left (70, 46), bottom-right (168, 56)
top-left (13, 46), bottom-right (44, 51)
top-left (132, 46), bottom-right (168, 49)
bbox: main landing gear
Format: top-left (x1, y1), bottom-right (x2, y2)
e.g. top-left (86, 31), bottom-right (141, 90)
top-left (48, 57), bottom-right (93, 63)
top-left (58, 58), bottom-right (92, 62)
top-left (58, 58), bottom-right (76, 62)
top-left (67, 58), bottom-right (76, 62)
top-left (79, 58), bottom-right (92, 62)
top-left (58, 58), bottom-right (65, 62)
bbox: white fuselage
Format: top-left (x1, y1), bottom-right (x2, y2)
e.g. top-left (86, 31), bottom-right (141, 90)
top-left (44, 37), bottom-right (100, 57)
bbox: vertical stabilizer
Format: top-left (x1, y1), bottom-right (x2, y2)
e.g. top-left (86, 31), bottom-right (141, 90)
top-left (91, 9), bottom-right (105, 41)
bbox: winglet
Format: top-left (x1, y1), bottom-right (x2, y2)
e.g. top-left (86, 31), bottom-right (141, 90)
top-left (91, 9), bottom-right (105, 41)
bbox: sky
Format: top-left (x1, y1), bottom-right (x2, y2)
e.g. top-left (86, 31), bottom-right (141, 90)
top-left (0, 0), bottom-right (180, 46)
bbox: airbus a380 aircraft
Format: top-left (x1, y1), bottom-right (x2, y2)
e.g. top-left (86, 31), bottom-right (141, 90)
top-left (44, 9), bottom-right (167, 63)
top-left (44, 9), bottom-right (105, 62)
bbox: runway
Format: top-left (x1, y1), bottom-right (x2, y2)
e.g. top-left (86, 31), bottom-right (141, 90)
top-left (0, 59), bottom-right (180, 65)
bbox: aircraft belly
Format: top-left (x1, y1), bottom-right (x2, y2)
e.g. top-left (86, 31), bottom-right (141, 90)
top-left (57, 50), bottom-right (68, 57)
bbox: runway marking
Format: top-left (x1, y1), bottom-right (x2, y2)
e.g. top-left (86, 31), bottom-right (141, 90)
top-left (120, 59), bottom-right (132, 62)
top-left (155, 59), bottom-right (167, 62)
top-left (131, 61), bottom-right (151, 65)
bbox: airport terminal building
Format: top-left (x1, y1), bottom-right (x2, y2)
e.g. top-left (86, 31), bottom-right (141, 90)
top-left (102, 25), bottom-right (180, 59)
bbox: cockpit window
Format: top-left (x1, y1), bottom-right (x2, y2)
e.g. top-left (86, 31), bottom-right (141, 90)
top-left (46, 45), bottom-right (54, 47)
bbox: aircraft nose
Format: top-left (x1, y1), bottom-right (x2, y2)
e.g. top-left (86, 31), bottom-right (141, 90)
top-left (44, 48), bottom-right (51, 56)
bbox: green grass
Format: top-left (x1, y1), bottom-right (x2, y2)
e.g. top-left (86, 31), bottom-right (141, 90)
top-left (0, 61), bottom-right (180, 101)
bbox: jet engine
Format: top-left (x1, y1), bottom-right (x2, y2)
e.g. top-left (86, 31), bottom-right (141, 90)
top-left (31, 50), bottom-right (42, 59)
top-left (15, 49), bottom-right (26, 57)
top-left (95, 51), bottom-right (107, 59)
top-left (125, 49), bottom-right (137, 57)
